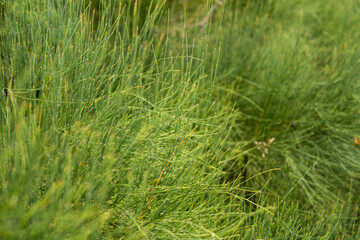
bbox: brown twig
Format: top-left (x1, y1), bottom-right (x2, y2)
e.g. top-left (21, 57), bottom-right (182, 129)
top-left (139, 125), bottom-right (198, 220)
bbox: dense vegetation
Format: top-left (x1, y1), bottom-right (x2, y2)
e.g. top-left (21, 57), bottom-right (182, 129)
top-left (1, 0), bottom-right (360, 239)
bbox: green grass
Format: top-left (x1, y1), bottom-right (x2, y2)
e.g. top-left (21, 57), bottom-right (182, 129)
top-left (1, 0), bottom-right (360, 239)
top-left (217, 0), bottom-right (360, 208)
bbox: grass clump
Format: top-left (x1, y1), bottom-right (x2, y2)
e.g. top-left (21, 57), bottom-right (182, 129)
top-left (1, 0), bottom-right (360, 239)
top-left (217, 0), bottom-right (360, 208)
top-left (0, 0), bottom-right (248, 238)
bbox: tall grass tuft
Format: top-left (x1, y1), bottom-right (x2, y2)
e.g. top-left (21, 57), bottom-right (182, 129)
top-left (0, 0), bottom-right (252, 238)
top-left (1, 0), bottom-right (360, 239)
